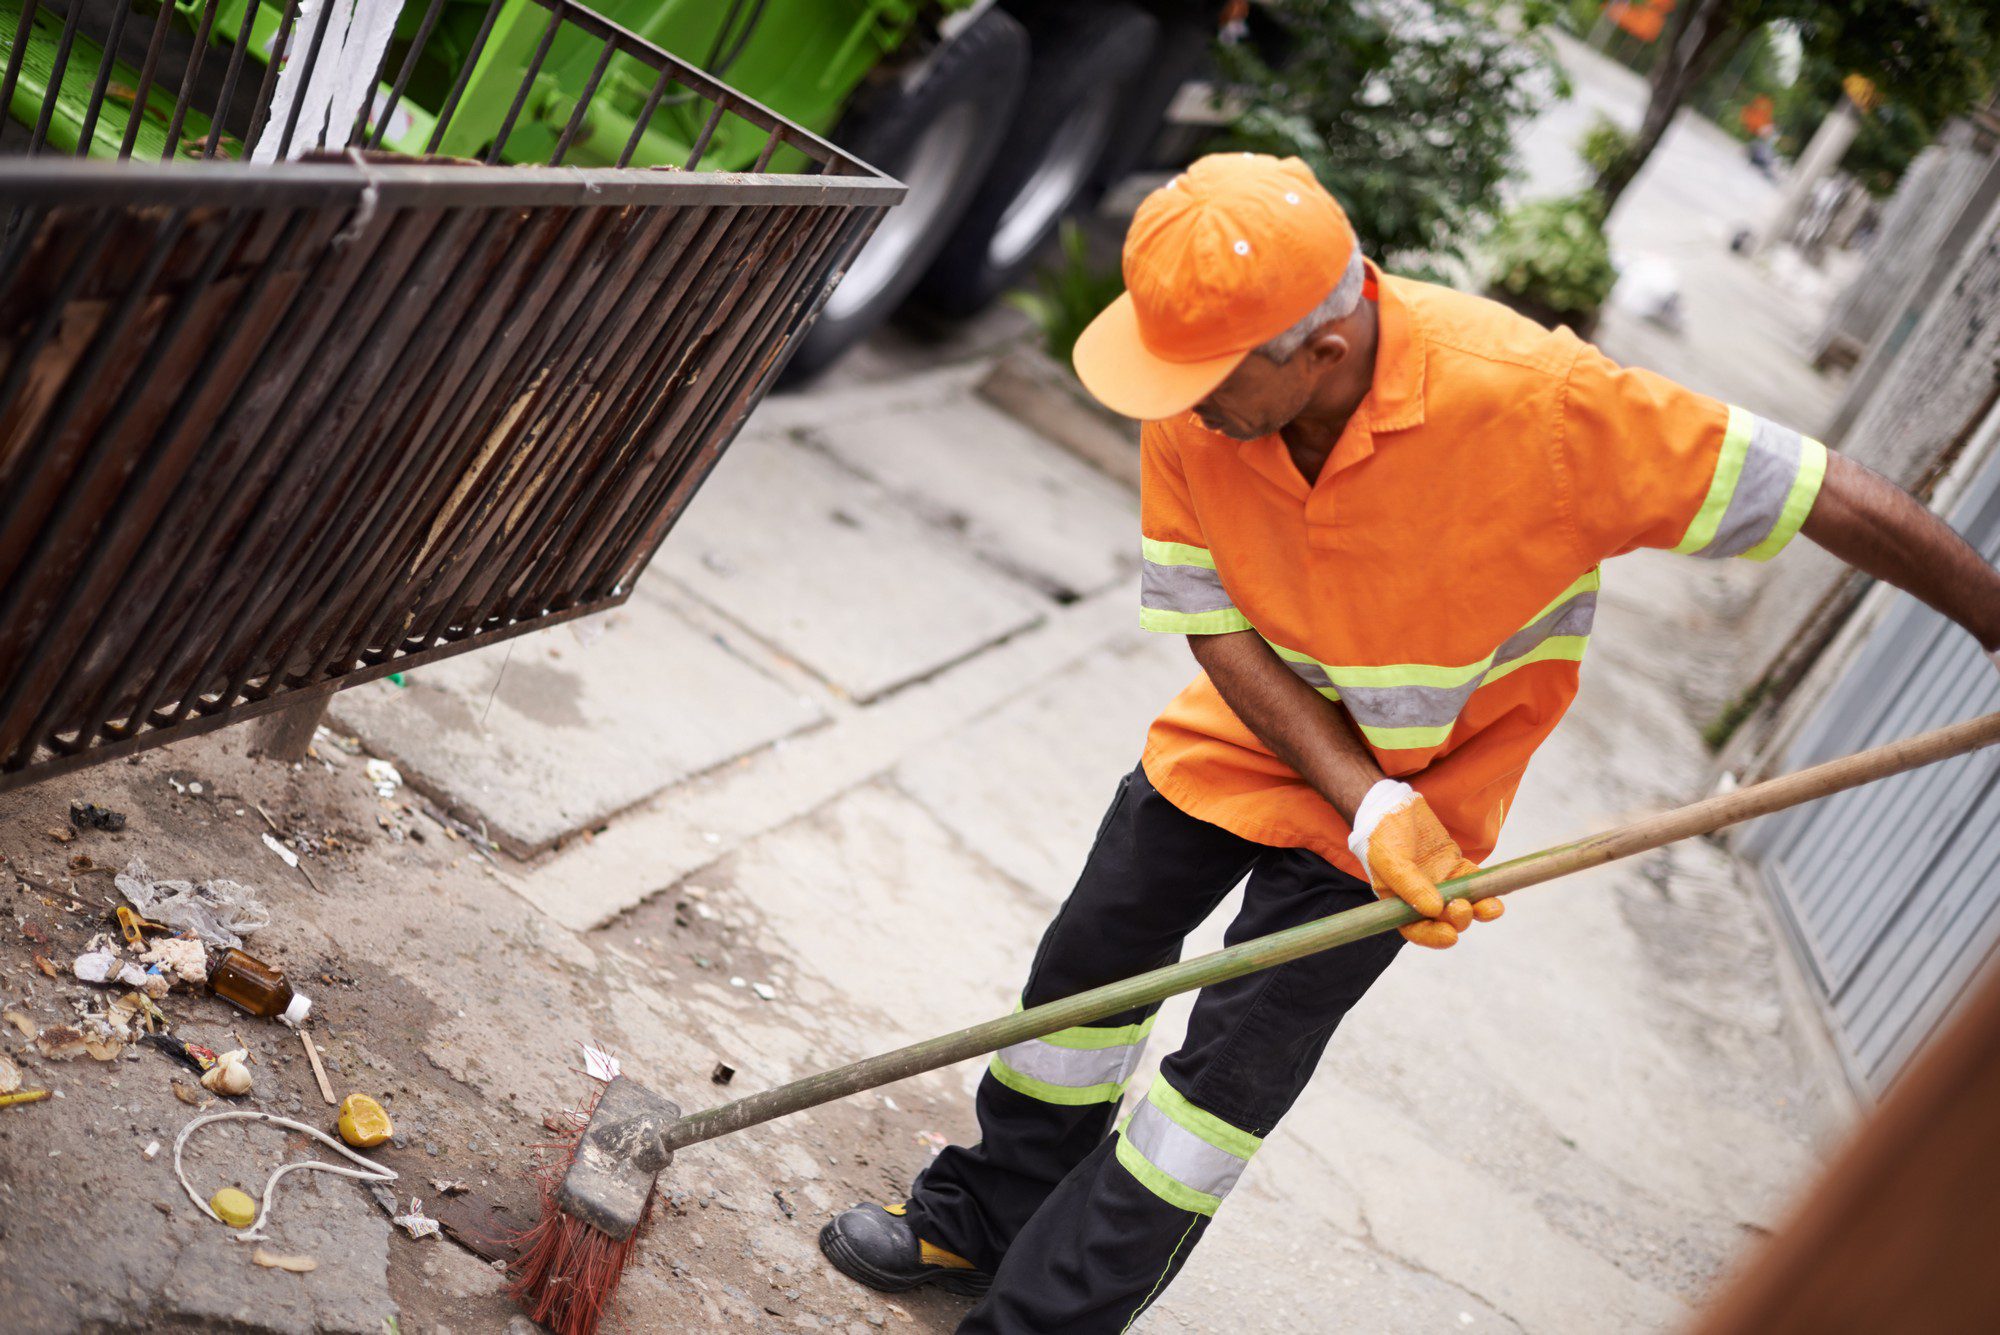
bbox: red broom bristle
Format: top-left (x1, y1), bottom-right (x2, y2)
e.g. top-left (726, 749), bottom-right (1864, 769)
top-left (507, 1085), bottom-right (658, 1335)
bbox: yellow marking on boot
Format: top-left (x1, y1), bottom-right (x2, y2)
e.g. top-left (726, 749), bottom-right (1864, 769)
top-left (919, 1240), bottom-right (978, 1271)
top-left (883, 1202), bottom-right (907, 1216)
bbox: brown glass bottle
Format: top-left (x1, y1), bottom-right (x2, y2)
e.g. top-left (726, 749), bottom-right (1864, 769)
top-left (207, 948), bottom-right (313, 1026)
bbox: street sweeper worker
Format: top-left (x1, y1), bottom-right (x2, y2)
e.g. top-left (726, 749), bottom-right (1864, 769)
top-left (818, 152), bottom-right (2000, 1332)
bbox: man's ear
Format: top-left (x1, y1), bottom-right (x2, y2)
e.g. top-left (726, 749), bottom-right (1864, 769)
top-left (1307, 328), bottom-right (1350, 368)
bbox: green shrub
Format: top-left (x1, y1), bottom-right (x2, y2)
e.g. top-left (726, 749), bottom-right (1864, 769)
top-left (1213, 0), bottom-right (1562, 272)
top-left (1486, 192), bottom-right (1618, 319)
top-left (1555, 0), bottom-right (1602, 35)
top-left (1576, 113), bottom-right (1634, 179)
top-left (1006, 221), bottom-right (1125, 368)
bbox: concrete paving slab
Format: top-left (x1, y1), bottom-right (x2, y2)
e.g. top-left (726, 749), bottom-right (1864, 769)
top-left (330, 590), bottom-right (823, 856)
top-left (509, 584), bottom-right (1135, 932)
top-left (894, 627), bottom-right (1196, 904)
top-left (791, 370), bottom-right (1140, 600)
top-left (688, 779), bottom-right (1054, 1054)
top-left (654, 427), bottom-right (1049, 702)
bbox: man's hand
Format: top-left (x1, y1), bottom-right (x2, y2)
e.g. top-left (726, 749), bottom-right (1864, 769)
top-left (1188, 632), bottom-right (1503, 947)
top-left (1348, 780), bottom-right (1502, 949)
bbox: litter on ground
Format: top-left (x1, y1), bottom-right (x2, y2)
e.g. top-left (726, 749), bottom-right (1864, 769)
top-left (68, 802), bottom-right (127, 832)
top-left (393, 1198), bottom-right (442, 1240)
top-left (260, 833), bottom-right (299, 868)
top-left (365, 759), bottom-right (403, 797)
top-left (115, 859), bottom-right (270, 949)
top-left (175, 1110), bottom-right (398, 1241)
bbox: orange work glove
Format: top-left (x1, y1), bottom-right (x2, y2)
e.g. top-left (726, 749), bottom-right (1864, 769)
top-left (1347, 780), bottom-right (1503, 950)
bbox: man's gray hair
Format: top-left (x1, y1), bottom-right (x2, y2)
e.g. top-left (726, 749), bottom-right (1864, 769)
top-left (1255, 248), bottom-right (1367, 362)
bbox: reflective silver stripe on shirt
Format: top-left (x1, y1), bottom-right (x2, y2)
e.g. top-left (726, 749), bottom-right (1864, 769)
top-left (1491, 588), bottom-right (1597, 662)
top-left (993, 1033), bottom-right (1147, 1092)
top-left (1274, 584), bottom-right (1599, 732)
top-left (1141, 560), bottom-right (1237, 616)
top-left (1123, 1096), bottom-right (1252, 1201)
top-left (1278, 656), bottom-right (1333, 690)
top-left (1693, 412), bottom-right (1806, 559)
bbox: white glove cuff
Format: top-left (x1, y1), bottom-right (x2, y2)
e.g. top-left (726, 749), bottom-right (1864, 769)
top-left (1347, 779), bottom-right (1417, 882)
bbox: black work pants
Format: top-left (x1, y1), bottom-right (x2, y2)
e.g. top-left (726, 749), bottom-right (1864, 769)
top-left (906, 763), bottom-right (1405, 1334)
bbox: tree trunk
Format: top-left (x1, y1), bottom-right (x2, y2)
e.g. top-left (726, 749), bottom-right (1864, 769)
top-left (1595, 0), bottom-right (1742, 215)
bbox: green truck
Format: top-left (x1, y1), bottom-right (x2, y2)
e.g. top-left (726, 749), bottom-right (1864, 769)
top-left (1, 0), bottom-right (1219, 377)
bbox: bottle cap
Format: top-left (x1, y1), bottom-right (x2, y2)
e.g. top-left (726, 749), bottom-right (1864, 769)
top-left (281, 993), bottom-right (313, 1028)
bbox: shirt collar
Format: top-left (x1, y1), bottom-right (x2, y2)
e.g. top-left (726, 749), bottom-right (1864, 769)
top-left (1362, 261), bottom-right (1427, 433)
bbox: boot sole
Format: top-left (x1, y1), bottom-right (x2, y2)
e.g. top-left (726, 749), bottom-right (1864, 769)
top-left (818, 1219), bottom-right (993, 1298)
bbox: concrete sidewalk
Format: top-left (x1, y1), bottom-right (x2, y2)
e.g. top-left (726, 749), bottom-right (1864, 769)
top-left (0, 30), bottom-right (1857, 1335)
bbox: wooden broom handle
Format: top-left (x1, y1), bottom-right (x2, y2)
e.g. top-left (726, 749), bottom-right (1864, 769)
top-left (660, 711), bottom-right (2000, 1153)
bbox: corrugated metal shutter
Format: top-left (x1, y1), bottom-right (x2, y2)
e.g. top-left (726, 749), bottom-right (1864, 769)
top-left (1741, 449), bottom-right (2000, 1091)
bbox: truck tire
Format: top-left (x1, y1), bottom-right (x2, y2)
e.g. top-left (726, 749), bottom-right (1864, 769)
top-left (781, 9), bottom-right (1030, 384)
top-left (1088, 6), bottom-right (1218, 192)
top-left (913, 1), bottom-right (1159, 317)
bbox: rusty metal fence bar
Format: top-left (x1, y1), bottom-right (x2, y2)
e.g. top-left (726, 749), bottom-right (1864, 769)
top-left (0, 170), bottom-right (891, 791)
top-left (0, 0), bottom-right (904, 792)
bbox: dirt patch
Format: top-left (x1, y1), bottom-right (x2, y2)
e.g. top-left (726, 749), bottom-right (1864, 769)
top-left (0, 725), bottom-right (982, 1333)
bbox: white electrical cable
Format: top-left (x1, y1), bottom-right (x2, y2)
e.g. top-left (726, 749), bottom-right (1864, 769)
top-left (174, 1109), bottom-right (398, 1242)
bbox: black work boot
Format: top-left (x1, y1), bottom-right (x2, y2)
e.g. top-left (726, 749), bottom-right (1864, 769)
top-left (818, 1202), bottom-right (993, 1296)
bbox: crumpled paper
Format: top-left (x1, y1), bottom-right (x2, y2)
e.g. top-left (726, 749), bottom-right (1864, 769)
top-left (72, 947), bottom-right (171, 999)
top-left (115, 858), bottom-right (270, 949)
top-left (392, 1198), bottom-right (440, 1240)
top-left (140, 936), bottom-right (209, 984)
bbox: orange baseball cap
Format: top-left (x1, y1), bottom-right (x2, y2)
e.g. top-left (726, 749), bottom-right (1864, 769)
top-left (1073, 153), bottom-right (1356, 421)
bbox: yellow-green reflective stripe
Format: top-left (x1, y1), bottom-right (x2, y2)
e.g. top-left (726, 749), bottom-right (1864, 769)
top-left (1143, 1074), bottom-right (1263, 1159)
top-left (1353, 719), bottom-right (1454, 749)
top-left (1741, 437), bottom-right (1827, 562)
top-left (1140, 607), bottom-right (1253, 635)
top-left (1482, 635), bottom-right (1589, 684)
top-left (1673, 405), bottom-right (1755, 554)
top-left (1039, 1014), bottom-right (1158, 1051)
top-left (1115, 1128), bottom-right (1221, 1215)
top-left (989, 1056), bottom-right (1124, 1106)
top-left (1263, 570), bottom-right (1601, 692)
top-left (1342, 638), bottom-right (1590, 748)
top-left (991, 1006), bottom-right (1153, 1104)
top-left (1140, 538), bottom-right (1216, 569)
top-left (1311, 657), bottom-right (1486, 691)
top-left (1113, 1076), bottom-right (1263, 1214)
top-left (1523, 569), bottom-right (1601, 627)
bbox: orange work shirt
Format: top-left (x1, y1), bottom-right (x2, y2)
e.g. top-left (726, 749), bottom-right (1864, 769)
top-left (1138, 266), bottom-right (1826, 878)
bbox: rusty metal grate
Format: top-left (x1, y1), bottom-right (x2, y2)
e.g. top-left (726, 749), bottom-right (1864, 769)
top-left (0, 0), bottom-right (904, 791)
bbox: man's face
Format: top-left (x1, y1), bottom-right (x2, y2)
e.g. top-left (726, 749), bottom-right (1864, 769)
top-left (1187, 347), bottom-right (1319, 441)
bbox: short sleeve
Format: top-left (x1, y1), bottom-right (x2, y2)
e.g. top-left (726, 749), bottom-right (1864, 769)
top-left (1139, 421), bottom-right (1252, 634)
top-left (1560, 342), bottom-right (1826, 563)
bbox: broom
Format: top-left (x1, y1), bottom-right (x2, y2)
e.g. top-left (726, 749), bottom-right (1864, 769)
top-left (509, 709), bottom-right (2000, 1333)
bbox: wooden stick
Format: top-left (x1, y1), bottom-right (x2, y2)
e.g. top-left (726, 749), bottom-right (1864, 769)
top-left (300, 1030), bottom-right (336, 1106)
top-left (659, 711), bottom-right (2000, 1154)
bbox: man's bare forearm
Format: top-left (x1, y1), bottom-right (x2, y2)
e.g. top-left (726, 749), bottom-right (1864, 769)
top-left (1187, 630), bottom-right (1384, 821)
top-left (1803, 451), bottom-right (2000, 652)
